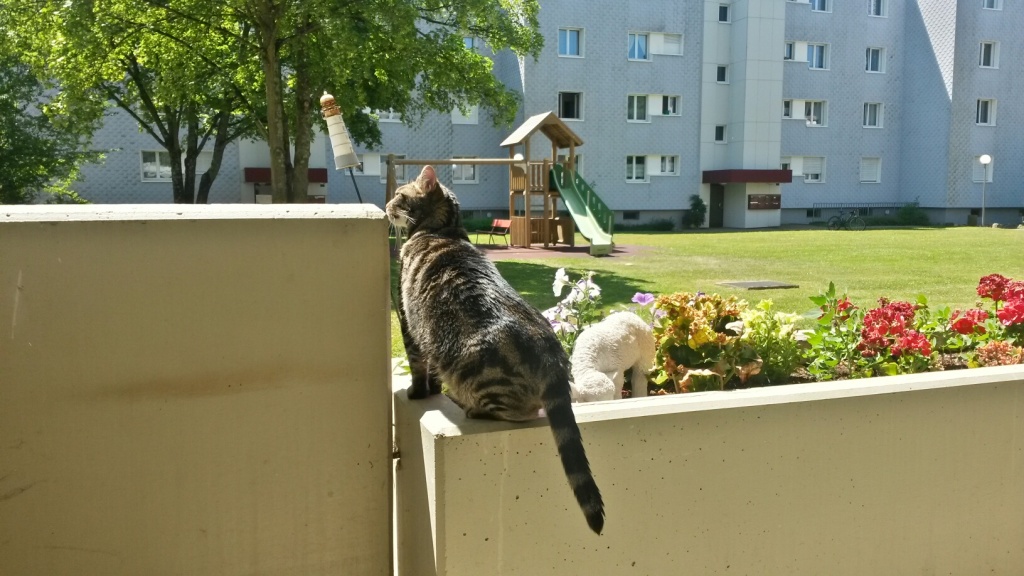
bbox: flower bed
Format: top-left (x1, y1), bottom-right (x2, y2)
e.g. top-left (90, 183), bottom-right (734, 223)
top-left (543, 270), bottom-right (1024, 396)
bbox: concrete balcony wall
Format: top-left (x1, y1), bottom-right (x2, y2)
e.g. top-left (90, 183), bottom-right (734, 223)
top-left (394, 365), bottom-right (1024, 575)
top-left (0, 205), bottom-right (392, 576)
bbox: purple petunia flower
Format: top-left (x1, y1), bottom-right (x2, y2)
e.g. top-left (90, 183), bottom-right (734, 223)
top-left (632, 292), bottom-right (655, 306)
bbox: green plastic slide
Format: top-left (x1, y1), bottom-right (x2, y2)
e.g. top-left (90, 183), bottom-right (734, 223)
top-left (549, 165), bottom-right (615, 256)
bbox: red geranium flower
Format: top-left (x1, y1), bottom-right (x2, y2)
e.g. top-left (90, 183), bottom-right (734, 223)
top-left (977, 274), bottom-right (1011, 302)
top-left (997, 299), bottom-right (1024, 326)
top-left (891, 330), bottom-right (932, 357)
top-left (950, 308), bottom-right (989, 335)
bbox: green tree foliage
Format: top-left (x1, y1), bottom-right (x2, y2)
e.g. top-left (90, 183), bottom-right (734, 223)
top-left (9, 0), bottom-right (543, 204)
top-left (0, 54), bottom-right (101, 204)
top-left (5, 0), bottom-right (258, 203)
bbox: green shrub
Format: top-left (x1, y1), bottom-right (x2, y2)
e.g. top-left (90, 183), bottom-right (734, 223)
top-left (681, 195), bottom-right (707, 229)
top-left (896, 204), bottom-right (930, 226)
top-left (740, 300), bottom-right (804, 386)
top-left (616, 218), bottom-right (675, 232)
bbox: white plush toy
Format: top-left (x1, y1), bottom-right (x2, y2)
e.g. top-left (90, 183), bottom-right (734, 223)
top-left (570, 311), bottom-right (656, 402)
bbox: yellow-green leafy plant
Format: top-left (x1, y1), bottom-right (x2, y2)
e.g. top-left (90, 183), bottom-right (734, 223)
top-left (652, 292), bottom-right (761, 392)
top-left (740, 300), bottom-right (804, 385)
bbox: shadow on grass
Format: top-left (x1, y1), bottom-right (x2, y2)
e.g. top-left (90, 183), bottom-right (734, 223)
top-left (494, 260), bottom-right (652, 311)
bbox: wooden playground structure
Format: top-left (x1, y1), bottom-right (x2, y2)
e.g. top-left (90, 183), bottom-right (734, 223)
top-left (384, 112), bottom-right (584, 249)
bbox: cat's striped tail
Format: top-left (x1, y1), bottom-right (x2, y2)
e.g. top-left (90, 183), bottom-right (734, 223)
top-left (542, 374), bottom-right (605, 534)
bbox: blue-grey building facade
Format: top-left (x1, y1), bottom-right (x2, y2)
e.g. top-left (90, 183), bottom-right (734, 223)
top-left (72, 0), bottom-right (1024, 227)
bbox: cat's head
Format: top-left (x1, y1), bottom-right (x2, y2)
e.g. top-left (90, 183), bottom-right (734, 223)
top-left (385, 165), bottom-right (463, 236)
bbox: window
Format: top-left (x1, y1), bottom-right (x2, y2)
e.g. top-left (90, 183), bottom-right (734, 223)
top-left (714, 125), bottom-right (726, 142)
top-left (627, 95), bottom-right (648, 122)
top-left (558, 154), bottom-right (584, 175)
top-left (783, 99), bottom-right (793, 118)
top-left (784, 42), bottom-right (794, 60)
top-left (860, 158), bottom-right (881, 183)
top-left (807, 44), bottom-right (828, 69)
top-left (868, 0), bottom-right (887, 16)
top-left (719, 4), bottom-right (730, 22)
top-left (979, 42), bottom-right (998, 68)
top-left (140, 150), bottom-right (212, 181)
top-left (378, 109), bottom-right (402, 122)
top-left (379, 154), bottom-right (406, 183)
top-left (973, 156), bottom-right (994, 182)
top-left (716, 65), bottom-right (729, 83)
top-left (453, 157), bottom-right (478, 183)
top-left (451, 105), bottom-right (479, 125)
top-left (804, 100), bottom-right (826, 126)
top-left (865, 47), bottom-right (885, 72)
top-left (626, 156), bottom-right (647, 182)
top-left (983, 0), bottom-right (1002, 10)
top-left (628, 33), bottom-right (649, 60)
top-left (559, 28), bottom-right (582, 57)
top-left (810, 0), bottom-right (830, 12)
top-left (803, 157), bottom-right (825, 183)
top-left (662, 95), bottom-right (680, 115)
top-left (141, 151), bottom-right (172, 181)
top-left (558, 92), bottom-right (582, 120)
top-left (863, 102), bottom-right (883, 127)
top-left (976, 99), bottom-right (996, 125)
top-left (656, 33), bottom-right (683, 56)
top-left (659, 155), bottom-right (679, 175)
top-left (463, 37), bottom-right (476, 50)
top-left (622, 211), bottom-right (640, 221)
top-left (354, 153), bottom-right (381, 176)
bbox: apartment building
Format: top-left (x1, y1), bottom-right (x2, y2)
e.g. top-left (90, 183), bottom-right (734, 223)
top-left (73, 0), bottom-right (1023, 227)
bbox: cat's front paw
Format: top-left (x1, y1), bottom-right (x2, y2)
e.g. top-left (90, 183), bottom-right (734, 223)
top-left (407, 384), bottom-right (431, 400)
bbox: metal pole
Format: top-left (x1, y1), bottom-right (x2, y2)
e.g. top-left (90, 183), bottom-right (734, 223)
top-left (981, 164), bottom-right (988, 227)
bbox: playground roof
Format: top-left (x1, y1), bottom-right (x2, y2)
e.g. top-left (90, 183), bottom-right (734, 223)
top-left (500, 111), bottom-right (584, 149)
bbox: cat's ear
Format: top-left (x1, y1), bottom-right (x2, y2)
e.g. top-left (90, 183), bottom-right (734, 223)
top-left (418, 165), bottom-right (438, 193)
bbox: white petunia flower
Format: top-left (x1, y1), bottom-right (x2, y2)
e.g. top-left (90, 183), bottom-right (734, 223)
top-left (552, 267), bottom-right (571, 297)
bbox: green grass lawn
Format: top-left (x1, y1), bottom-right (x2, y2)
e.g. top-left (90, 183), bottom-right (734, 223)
top-left (390, 227), bottom-right (1024, 357)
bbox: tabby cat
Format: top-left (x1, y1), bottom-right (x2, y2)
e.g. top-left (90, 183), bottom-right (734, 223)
top-left (386, 165), bottom-right (605, 534)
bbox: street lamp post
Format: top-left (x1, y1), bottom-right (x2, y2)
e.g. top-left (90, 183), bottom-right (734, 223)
top-left (979, 154), bottom-right (992, 227)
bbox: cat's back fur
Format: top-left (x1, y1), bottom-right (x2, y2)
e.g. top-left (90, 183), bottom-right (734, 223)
top-left (386, 166), bottom-right (604, 534)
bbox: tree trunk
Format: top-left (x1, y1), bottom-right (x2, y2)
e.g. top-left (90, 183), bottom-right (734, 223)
top-left (165, 111), bottom-right (188, 204)
top-left (182, 105), bottom-right (199, 203)
top-left (196, 106), bottom-right (234, 204)
top-left (288, 52), bottom-right (314, 204)
top-left (256, 2), bottom-right (290, 204)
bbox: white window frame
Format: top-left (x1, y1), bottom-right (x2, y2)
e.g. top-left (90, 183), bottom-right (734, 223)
top-left (979, 41), bottom-right (999, 68)
top-left (452, 157), bottom-right (478, 184)
top-left (976, 99), bottom-right (996, 126)
top-left (379, 154), bottom-right (407, 184)
top-left (982, 0), bottom-right (1002, 10)
top-left (807, 43), bottom-right (828, 69)
top-left (661, 95), bottom-right (681, 116)
top-left (141, 150), bottom-right (173, 182)
top-left (716, 65), bottom-right (729, 83)
top-left (810, 0), bottom-right (830, 12)
top-left (140, 150), bottom-right (212, 182)
top-left (783, 99), bottom-right (793, 118)
top-left (714, 125), bottom-right (727, 143)
top-left (865, 47), bottom-right (885, 73)
top-left (719, 4), bottom-right (731, 22)
top-left (659, 155), bottom-right (680, 176)
top-left (803, 157), bottom-right (825, 183)
top-left (558, 27), bottom-right (583, 57)
top-left (627, 94), bottom-right (649, 122)
top-left (973, 156), bottom-right (994, 182)
top-left (626, 155), bottom-right (648, 183)
top-left (558, 91), bottom-right (583, 120)
top-left (353, 153), bottom-right (381, 176)
top-left (863, 102), bottom-right (883, 128)
top-left (377, 109), bottom-right (402, 123)
top-left (628, 32), bottom-right (650, 61)
top-left (868, 0), bottom-right (887, 17)
top-left (804, 100), bottom-right (827, 126)
top-left (859, 157), bottom-right (882, 183)
top-left (654, 33), bottom-right (683, 56)
top-left (784, 42), bottom-right (795, 60)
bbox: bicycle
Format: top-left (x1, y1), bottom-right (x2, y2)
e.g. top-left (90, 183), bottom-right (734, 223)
top-left (827, 210), bottom-right (866, 231)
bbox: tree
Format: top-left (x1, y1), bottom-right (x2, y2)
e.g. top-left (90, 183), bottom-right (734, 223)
top-left (0, 54), bottom-right (101, 204)
top-left (137, 0), bottom-right (544, 203)
top-left (5, 0), bottom-right (258, 203)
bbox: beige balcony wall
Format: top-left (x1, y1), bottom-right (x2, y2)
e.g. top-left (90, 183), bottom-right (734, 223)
top-left (395, 365), bottom-right (1024, 575)
top-left (0, 205), bottom-right (391, 576)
